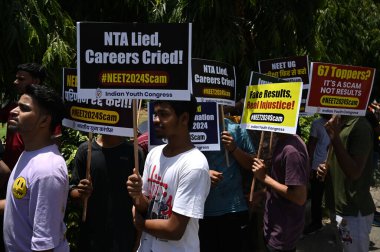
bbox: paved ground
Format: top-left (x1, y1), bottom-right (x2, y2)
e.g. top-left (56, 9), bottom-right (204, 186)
top-left (296, 187), bottom-right (380, 251)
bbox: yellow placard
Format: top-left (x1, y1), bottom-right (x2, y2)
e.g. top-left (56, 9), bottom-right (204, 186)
top-left (241, 82), bottom-right (302, 134)
top-left (70, 106), bottom-right (119, 124)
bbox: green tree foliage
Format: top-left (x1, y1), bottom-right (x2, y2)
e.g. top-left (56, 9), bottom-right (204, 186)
top-left (2, 0), bottom-right (378, 99)
top-left (298, 115), bottom-right (318, 143)
top-left (0, 0), bottom-right (75, 101)
top-left (315, 0), bottom-right (380, 66)
top-left (60, 128), bottom-right (88, 251)
top-left (58, 0), bottom-right (149, 22)
top-left (127, 0), bottom-right (325, 97)
top-left (314, 0), bottom-right (380, 96)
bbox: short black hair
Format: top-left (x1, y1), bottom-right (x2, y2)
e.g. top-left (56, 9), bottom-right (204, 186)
top-left (17, 63), bottom-right (46, 82)
top-left (153, 94), bottom-right (197, 130)
top-left (24, 84), bottom-right (65, 132)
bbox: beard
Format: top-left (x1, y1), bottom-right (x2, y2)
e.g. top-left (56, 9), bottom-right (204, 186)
top-left (7, 122), bottom-right (19, 133)
top-left (154, 129), bottom-right (165, 139)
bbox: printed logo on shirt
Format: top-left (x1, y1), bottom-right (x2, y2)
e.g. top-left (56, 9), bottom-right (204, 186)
top-left (147, 165), bottom-right (173, 219)
top-left (12, 177), bottom-right (27, 199)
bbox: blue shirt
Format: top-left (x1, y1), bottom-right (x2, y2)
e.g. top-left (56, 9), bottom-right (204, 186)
top-left (203, 118), bottom-right (255, 216)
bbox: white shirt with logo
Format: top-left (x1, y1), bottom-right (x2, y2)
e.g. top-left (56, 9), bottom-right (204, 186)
top-left (138, 145), bottom-right (210, 252)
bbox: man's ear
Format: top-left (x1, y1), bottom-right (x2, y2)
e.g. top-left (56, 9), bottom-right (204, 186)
top-left (38, 114), bottom-right (52, 130)
top-left (32, 78), bottom-right (41, 85)
top-left (179, 112), bottom-right (190, 128)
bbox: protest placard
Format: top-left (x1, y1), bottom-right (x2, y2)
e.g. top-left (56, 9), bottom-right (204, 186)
top-left (258, 56), bottom-right (309, 113)
top-left (148, 101), bottom-right (220, 151)
top-left (62, 68), bottom-right (134, 136)
top-left (241, 82), bottom-right (303, 134)
top-left (77, 22), bottom-right (192, 100)
top-left (249, 71), bottom-right (287, 85)
top-left (306, 62), bottom-right (375, 116)
top-left (192, 58), bottom-right (236, 106)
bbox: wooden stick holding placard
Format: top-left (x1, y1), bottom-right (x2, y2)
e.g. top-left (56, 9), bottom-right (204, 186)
top-left (249, 131), bottom-right (265, 204)
top-left (137, 99), bottom-right (143, 127)
top-left (133, 99), bottom-right (140, 204)
top-left (269, 132), bottom-right (274, 154)
top-left (82, 132), bottom-right (93, 222)
top-left (220, 105), bottom-right (230, 167)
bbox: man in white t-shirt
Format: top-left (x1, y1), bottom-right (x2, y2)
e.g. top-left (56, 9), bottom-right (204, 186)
top-left (127, 95), bottom-right (210, 252)
top-left (0, 84), bottom-right (69, 252)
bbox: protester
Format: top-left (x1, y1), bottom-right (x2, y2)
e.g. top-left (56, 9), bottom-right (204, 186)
top-left (252, 133), bottom-right (309, 252)
top-left (367, 103), bottom-right (380, 227)
top-left (317, 115), bottom-right (375, 252)
top-left (0, 63), bottom-right (56, 250)
top-left (304, 114), bottom-right (331, 235)
top-left (0, 63), bottom-right (47, 173)
top-left (1, 84), bottom-right (69, 251)
top-left (366, 108), bottom-right (380, 183)
top-left (127, 96), bottom-right (210, 252)
top-left (199, 109), bottom-right (255, 252)
top-left (70, 134), bottom-right (145, 252)
top-left (0, 144), bottom-right (7, 190)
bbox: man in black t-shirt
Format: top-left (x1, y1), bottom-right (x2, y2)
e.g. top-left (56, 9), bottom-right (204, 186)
top-left (70, 134), bottom-right (145, 252)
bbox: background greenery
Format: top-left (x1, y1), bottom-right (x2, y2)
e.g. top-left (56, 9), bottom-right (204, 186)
top-left (1, 0), bottom-right (379, 101)
top-left (0, 124), bottom-right (6, 143)
top-left (1, 0), bottom-right (380, 250)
